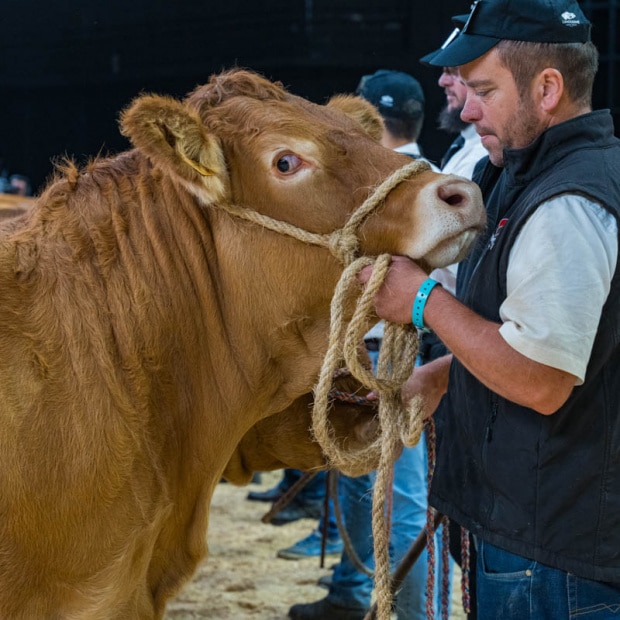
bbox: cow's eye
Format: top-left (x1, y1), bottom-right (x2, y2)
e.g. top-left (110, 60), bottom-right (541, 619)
top-left (275, 154), bottom-right (302, 174)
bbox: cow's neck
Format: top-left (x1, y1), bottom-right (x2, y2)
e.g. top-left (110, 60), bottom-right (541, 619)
top-left (209, 209), bottom-right (345, 418)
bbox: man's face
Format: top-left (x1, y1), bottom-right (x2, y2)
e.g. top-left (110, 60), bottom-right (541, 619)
top-left (459, 48), bottom-right (545, 166)
top-left (438, 67), bottom-right (467, 112)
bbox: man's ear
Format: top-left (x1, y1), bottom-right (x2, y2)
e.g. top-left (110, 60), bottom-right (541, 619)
top-left (120, 93), bottom-right (228, 204)
top-left (538, 68), bottom-right (564, 113)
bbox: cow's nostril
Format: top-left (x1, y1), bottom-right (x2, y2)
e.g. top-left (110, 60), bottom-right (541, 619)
top-left (444, 192), bottom-right (465, 207)
top-left (437, 181), bottom-right (469, 207)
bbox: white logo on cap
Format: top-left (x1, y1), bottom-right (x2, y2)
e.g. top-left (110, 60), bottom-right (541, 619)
top-left (441, 27), bottom-right (460, 49)
top-left (561, 11), bottom-right (580, 26)
top-left (379, 95), bottom-right (395, 108)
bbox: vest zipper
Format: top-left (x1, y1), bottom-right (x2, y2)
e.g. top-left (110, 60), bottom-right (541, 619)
top-left (485, 398), bottom-right (499, 442)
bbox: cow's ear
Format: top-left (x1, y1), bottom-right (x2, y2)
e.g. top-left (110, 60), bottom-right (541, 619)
top-left (326, 95), bottom-right (384, 142)
top-left (120, 94), bottom-right (227, 203)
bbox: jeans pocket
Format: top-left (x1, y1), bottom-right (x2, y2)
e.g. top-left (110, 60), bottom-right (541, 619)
top-left (480, 539), bottom-right (536, 579)
top-left (568, 574), bottom-right (620, 618)
top-left (476, 541), bottom-right (535, 620)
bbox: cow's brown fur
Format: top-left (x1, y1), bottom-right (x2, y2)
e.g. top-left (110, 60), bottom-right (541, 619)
top-left (0, 69), bottom-right (484, 618)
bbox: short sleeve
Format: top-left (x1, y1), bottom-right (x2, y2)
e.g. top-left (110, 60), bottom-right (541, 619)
top-left (498, 195), bottom-right (618, 384)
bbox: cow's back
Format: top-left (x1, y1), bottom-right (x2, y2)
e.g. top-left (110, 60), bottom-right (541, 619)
top-left (0, 158), bottom-right (215, 617)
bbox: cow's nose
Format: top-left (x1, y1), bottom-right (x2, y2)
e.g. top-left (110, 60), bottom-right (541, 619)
top-left (436, 178), bottom-right (480, 209)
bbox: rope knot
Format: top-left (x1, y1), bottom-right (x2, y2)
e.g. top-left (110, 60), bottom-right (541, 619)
top-left (327, 229), bottom-right (359, 266)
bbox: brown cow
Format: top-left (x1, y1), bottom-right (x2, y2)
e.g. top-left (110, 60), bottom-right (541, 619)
top-left (0, 68), bottom-right (484, 618)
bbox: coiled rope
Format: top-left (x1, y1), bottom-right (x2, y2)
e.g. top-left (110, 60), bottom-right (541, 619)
top-left (217, 159), bottom-right (431, 620)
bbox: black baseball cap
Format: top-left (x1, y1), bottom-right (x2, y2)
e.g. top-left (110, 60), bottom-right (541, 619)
top-left (421, 0), bottom-right (591, 67)
top-left (356, 70), bottom-right (425, 119)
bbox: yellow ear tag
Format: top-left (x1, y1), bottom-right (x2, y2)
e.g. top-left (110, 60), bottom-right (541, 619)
top-left (179, 152), bottom-right (214, 177)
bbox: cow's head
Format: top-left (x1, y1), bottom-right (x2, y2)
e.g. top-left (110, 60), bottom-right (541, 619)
top-left (120, 68), bottom-right (485, 272)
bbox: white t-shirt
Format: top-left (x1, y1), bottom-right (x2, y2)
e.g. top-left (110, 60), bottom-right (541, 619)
top-left (441, 124), bottom-right (488, 180)
top-left (499, 194), bottom-right (618, 384)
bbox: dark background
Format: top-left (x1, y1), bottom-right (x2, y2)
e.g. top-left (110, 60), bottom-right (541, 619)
top-left (1, 0), bottom-right (618, 194)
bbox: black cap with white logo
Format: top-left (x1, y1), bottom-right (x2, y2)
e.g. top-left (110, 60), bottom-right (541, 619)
top-left (356, 69), bottom-right (425, 119)
top-left (420, 0), bottom-right (591, 67)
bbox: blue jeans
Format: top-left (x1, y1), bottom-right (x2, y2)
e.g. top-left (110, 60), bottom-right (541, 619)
top-left (280, 468), bottom-right (340, 538)
top-left (477, 539), bottom-right (620, 619)
top-left (280, 468), bottom-right (326, 502)
top-left (328, 435), bottom-right (453, 619)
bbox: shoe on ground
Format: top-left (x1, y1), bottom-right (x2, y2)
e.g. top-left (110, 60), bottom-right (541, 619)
top-left (277, 529), bottom-right (343, 560)
top-left (246, 484), bottom-right (284, 502)
top-left (288, 597), bottom-right (367, 620)
top-left (269, 498), bottom-right (323, 526)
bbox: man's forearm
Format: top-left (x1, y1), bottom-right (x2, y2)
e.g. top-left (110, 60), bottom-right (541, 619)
top-left (422, 285), bottom-right (576, 415)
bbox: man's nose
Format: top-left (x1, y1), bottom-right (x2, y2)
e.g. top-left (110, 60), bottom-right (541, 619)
top-left (460, 96), bottom-right (478, 123)
top-left (438, 72), bottom-right (451, 87)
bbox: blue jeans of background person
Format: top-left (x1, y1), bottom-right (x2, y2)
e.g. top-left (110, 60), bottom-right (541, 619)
top-left (328, 435), bottom-right (453, 619)
top-left (283, 469), bottom-right (340, 538)
top-left (281, 468), bottom-right (326, 502)
top-left (477, 539), bottom-right (620, 619)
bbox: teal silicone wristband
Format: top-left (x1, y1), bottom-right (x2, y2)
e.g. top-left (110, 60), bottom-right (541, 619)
top-left (412, 278), bottom-right (441, 330)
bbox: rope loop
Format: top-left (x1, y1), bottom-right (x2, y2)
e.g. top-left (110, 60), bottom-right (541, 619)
top-left (311, 253), bottom-right (427, 620)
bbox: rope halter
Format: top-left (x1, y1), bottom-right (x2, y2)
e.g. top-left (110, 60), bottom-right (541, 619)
top-left (215, 159), bottom-right (430, 267)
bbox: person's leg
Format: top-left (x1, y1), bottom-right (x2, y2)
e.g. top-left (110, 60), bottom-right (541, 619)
top-left (322, 492), bottom-right (341, 540)
top-left (288, 473), bottom-right (375, 619)
top-left (476, 539), bottom-right (620, 619)
top-left (247, 469), bottom-right (288, 502)
top-left (390, 437), bottom-right (453, 620)
top-left (297, 470), bottom-right (327, 502)
top-left (270, 470), bottom-right (326, 525)
top-left (278, 494), bottom-right (343, 560)
top-left (328, 472), bottom-right (376, 610)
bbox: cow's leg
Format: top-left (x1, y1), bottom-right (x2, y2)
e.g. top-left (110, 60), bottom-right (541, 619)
top-left (148, 488), bottom-right (213, 614)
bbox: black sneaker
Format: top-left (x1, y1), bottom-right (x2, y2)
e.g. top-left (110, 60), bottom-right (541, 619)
top-left (269, 498), bottom-right (323, 526)
top-left (246, 485), bottom-right (284, 502)
top-left (288, 597), bottom-right (367, 620)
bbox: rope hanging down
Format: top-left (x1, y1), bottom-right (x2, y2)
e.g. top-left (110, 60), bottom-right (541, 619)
top-left (311, 253), bottom-right (428, 620)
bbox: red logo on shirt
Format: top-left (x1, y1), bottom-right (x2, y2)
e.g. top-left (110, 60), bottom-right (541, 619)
top-left (488, 218), bottom-right (509, 250)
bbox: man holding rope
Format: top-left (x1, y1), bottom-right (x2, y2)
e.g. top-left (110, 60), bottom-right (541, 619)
top-left (359, 0), bottom-right (620, 617)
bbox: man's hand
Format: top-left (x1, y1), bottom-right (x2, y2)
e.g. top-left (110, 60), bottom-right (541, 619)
top-left (402, 355), bottom-right (452, 419)
top-left (358, 256), bottom-right (429, 324)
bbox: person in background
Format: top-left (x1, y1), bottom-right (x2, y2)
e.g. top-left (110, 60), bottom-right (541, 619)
top-left (288, 69), bottom-right (449, 620)
top-left (248, 468), bottom-right (344, 558)
top-left (434, 66), bottom-right (488, 179)
top-left (359, 1), bottom-right (620, 618)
